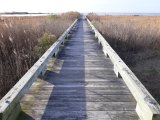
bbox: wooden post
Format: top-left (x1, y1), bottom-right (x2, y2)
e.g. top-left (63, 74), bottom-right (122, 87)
top-left (113, 64), bottom-right (121, 78)
top-left (53, 47), bottom-right (59, 57)
top-left (61, 41), bottom-right (65, 45)
top-left (102, 47), bottom-right (108, 57)
top-left (136, 102), bottom-right (160, 120)
top-left (40, 65), bottom-right (48, 76)
top-left (0, 102), bottom-right (21, 120)
top-left (95, 33), bottom-right (98, 39)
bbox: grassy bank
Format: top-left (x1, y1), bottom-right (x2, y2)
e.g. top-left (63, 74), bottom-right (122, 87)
top-left (87, 13), bottom-right (160, 102)
top-left (0, 12), bottom-right (80, 99)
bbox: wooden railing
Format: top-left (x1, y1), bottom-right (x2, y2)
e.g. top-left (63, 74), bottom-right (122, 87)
top-left (0, 19), bottom-right (78, 120)
top-left (87, 18), bottom-right (160, 120)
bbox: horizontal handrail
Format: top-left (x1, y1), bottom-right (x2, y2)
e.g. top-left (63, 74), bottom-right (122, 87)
top-left (87, 18), bottom-right (160, 120)
top-left (0, 19), bottom-right (78, 120)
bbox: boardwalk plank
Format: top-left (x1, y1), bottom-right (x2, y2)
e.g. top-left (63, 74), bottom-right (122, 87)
top-left (19, 17), bottom-right (139, 120)
top-left (22, 111), bottom-right (138, 120)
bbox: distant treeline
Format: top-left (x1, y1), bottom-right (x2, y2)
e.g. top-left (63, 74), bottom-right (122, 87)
top-left (0, 12), bottom-right (47, 15)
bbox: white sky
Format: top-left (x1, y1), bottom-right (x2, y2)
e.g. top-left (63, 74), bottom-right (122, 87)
top-left (0, 0), bottom-right (160, 13)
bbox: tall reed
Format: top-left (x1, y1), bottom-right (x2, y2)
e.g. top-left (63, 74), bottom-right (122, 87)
top-left (0, 12), bottom-right (80, 99)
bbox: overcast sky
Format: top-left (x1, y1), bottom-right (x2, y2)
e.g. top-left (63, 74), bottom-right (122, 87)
top-left (0, 0), bottom-right (160, 13)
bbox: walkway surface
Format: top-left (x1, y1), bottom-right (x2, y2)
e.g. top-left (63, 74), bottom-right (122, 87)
top-left (19, 18), bottom-right (139, 120)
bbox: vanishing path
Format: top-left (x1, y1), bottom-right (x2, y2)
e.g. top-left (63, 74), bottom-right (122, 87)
top-left (19, 18), bottom-right (139, 120)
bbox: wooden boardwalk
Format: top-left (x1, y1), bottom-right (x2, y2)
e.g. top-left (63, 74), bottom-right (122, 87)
top-left (19, 18), bottom-right (139, 120)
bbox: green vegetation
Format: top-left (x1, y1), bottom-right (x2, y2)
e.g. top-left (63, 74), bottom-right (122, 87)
top-left (48, 14), bottom-right (60, 20)
top-left (34, 33), bottom-right (57, 57)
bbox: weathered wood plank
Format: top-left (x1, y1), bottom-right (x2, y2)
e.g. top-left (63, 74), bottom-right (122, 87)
top-left (19, 16), bottom-right (139, 120)
top-left (38, 80), bottom-right (124, 85)
top-left (27, 89), bottom-right (132, 95)
top-left (53, 59), bottom-right (113, 68)
top-left (21, 94), bottom-right (135, 102)
top-left (21, 110), bottom-right (138, 120)
top-left (22, 102), bottom-right (136, 111)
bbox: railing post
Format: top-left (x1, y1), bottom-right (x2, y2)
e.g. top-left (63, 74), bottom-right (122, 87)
top-left (113, 64), bottom-right (121, 78)
top-left (61, 41), bottom-right (65, 45)
top-left (136, 102), bottom-right (160, 120)
top-left (55, 47), bottom-right (59, 57)
top-left (0, 102), bottom-right (21, 120)
top-left (65, 33), bottom-right (72, 40)
top-left (40, 65), bottom-right (48, 76)
top-left (102, 47), bottom-right (109, 58)
top-left (136, 102), bottom-right (150, 120)
top-left (53, 47), bottom-right (59, 57)
top-left (95, 32), bottom-right (98, 39)
top-left (8, 103), bottom-right (21, 120)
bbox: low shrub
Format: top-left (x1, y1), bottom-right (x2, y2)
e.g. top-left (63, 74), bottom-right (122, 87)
top-left (34, 33), bottom-right (56, 57)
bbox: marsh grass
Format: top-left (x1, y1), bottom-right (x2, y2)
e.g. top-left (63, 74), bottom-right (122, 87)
top-left (88, 14), bottom-right (160, 102)
top-left (0, 12), bottom-right (80, 99)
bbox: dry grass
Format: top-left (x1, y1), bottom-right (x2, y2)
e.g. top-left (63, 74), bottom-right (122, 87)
top-left (88, 14), bottom-right (160, 103)
top-left (0, 12), bottom-right (80, 99)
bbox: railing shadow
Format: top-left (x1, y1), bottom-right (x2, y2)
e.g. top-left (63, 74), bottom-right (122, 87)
top-left (17, 112), bottom-right (35, 120)
top-left (41, 18), bottom-right (87, 119)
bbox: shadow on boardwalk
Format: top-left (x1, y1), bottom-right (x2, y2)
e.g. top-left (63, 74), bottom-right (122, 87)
top-left (18, 17), bottom-right (87, 120)
top-left (41, 19), bottom-right (87, 119)
top-left (18, 17), bottom-right (139, 120)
